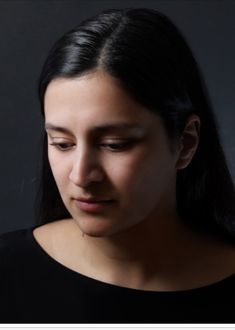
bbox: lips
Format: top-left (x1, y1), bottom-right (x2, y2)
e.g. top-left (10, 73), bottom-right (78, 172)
top-left (73, 197), bottom-right (114, 213)
top-left (74, 197), bottom-right (113, 203)
top-left (73, 197), bottom-right (115, 212)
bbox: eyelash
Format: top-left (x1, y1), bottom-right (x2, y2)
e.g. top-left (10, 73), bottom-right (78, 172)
top-left (49, 142), bottom-right (75, 151)
top-left (49, 141), bottom-right (135, 152)
top-left (100, 141), bottom-right (134, 151)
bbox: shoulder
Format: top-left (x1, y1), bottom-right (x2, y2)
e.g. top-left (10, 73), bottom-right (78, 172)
top-left (32, 218), bottom-right (77, 262)
top-left (0, 219), bottom-right (71, 259)
top-left (0, 228), bottom-right (35, 272)
top-left (0, 222), bottom-right (70, 287)
top-left (0, 228), bottom-right (30, 255)
top-left (0, 228), bottom-right (35, 300)
top-left (33, 218), bottom-right (74, 248)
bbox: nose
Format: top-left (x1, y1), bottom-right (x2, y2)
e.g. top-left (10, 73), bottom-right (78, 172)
top-left (69, 145), bottom-right (104, 188)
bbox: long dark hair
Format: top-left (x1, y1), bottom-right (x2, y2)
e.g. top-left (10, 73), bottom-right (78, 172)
top-left (36, 8), bottom-right (235, 238)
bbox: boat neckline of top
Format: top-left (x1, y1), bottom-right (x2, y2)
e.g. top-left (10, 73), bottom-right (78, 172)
top-left (29, 226), bottom-right (235, 295)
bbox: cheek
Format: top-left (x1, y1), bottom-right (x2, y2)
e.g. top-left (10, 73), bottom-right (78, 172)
top-left (104, 152), bottom-right (147, 188)
top-left (114, 151), bottom-right (177, 204)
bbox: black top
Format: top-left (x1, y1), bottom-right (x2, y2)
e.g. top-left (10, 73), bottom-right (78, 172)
top-left (0, 228), bottom-right (235, 323)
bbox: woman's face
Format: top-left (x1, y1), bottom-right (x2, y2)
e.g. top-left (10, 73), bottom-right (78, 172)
top-left (44, 71), bottom-right (181, 237)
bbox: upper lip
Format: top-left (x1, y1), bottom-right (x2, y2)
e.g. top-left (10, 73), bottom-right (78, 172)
top-left (74, 197), bottom-right (113, 203)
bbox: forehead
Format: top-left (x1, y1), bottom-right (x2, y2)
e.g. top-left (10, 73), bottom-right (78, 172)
top-left (44, 71), bottom-right (161, 134)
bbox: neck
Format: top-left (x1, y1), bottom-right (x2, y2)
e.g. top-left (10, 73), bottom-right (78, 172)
top-left (73, 212), bottom-right (207, 289)
top-left (83, 212), bottom-right (183, 261)
top-left (52, 215), bottom-right (235, 291)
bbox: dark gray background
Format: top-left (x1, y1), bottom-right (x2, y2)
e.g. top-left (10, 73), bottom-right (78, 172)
top-left (0, 0), bottom-right (234, 234)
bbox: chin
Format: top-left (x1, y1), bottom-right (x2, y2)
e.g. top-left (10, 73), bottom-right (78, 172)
top-left (73, 217), bottom-right (118, 238)
top-left (80, 227), bottom-right (117, 238)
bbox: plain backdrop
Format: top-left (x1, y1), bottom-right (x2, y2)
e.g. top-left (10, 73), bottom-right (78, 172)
top-left (0, 0), bottom-right (234, 234)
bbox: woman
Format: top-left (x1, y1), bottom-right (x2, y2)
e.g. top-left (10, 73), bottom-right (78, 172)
top-left (1, 8), bottom-right (235, 323)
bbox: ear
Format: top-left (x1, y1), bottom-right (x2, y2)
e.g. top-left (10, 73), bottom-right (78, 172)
top-left (175, 115), bottom-right (200, 170)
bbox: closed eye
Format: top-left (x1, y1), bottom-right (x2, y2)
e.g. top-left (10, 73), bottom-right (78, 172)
top-left (49, 142), bottom-right (75, 151)
top-left (100, 141), bottom-right (135, 152)
top-left (49, 140), bottom-right (137, 152)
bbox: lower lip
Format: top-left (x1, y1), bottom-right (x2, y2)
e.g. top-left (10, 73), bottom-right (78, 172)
top-left (74, 200), bottom-right (114, 213)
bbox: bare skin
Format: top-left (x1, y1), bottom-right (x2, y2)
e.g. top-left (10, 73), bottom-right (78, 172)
top-left (33, 218), bottom-right (235, 292)
top-left (34, 70), bottom-right (235, 292)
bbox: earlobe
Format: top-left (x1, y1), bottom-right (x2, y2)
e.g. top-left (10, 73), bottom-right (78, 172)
top-left (176, 115), bottom-right (200, 170)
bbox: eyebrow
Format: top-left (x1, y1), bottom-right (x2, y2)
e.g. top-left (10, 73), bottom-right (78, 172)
top-left (45, 122), bottom-right (144, 134)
